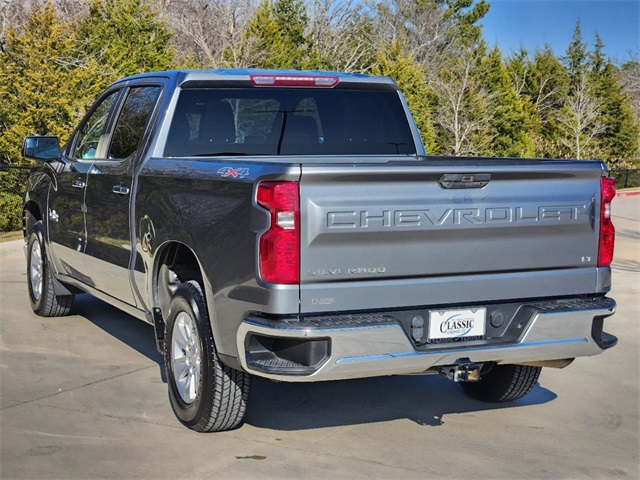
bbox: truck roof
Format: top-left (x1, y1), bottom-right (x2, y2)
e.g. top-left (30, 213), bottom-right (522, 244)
top-left (112, 68), bottom-right (398, 90)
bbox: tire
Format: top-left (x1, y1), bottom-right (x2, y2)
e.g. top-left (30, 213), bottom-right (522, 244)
top-left (460, 364), bottom-right (542, 402)
top-left (27, 221), bottom-right (74, 317)
top-left (164, 280), bottom-right (251, 432)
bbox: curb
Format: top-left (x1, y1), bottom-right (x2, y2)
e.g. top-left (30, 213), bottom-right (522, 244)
top-left (616, 190), bottom-right (640, 197)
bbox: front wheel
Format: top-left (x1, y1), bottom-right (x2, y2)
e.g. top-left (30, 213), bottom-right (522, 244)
top-left (27, 222), bottom-right (74, 317)
top-left (164, 280), bottom-right (251, 432)
top-left (460, 364), bottom-right (542, 402)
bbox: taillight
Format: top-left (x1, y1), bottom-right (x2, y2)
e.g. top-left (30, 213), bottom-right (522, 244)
top-left (597, 177), bottom-right (616, 267)
top-left (257, 181), bottom-right (300, 284)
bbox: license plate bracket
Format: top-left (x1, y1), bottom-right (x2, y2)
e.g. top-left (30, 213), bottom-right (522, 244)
top-left (428, 308), bottom-right (486, 341)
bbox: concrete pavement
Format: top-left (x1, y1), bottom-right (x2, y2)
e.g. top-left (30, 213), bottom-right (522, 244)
top-left (0, 196), bottom-right (638, 479)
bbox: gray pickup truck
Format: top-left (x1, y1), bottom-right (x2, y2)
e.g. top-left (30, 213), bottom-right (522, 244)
top-left (22, 69), bottom-right (617, 432)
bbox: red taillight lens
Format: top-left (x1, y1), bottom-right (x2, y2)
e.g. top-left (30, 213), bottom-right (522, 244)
top-left (257, 182), bottom-right (300, 284)
top-left (597, 177), bottom-right (616, 267)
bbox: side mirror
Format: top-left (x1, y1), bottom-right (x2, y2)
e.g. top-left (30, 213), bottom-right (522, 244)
top-left (22, 136), bottom-right (60, 161)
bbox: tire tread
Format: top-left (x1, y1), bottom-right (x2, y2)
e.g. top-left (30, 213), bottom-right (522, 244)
top-left (166, 280), bottom-right (250, 432)
top-left (28, 225), bottom-right (74, 317)
top-left (461, 364), bottom-right (542, 402)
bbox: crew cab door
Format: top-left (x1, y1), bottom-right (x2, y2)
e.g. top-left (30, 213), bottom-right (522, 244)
top-left (48, 90), bottom-right (121, 283)
top-left (83, 85), bottom-right (162, 307)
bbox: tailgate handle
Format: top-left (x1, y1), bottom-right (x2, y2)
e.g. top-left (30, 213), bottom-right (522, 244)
top-left (439, 173), bottom-right (491, 189)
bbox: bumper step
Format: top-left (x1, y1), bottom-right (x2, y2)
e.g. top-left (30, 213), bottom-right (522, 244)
top-left (598, 331), bottom-right (618, 349)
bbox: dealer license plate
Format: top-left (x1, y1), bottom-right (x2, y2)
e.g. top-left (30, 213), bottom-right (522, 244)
top-left (428, 308), bottom-right (486, 341)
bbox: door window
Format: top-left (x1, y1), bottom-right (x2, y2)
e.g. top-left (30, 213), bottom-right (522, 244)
top-left (108, 86), bottom-right (161, 160)
top-left (72, 91), bottom-right (119, 160)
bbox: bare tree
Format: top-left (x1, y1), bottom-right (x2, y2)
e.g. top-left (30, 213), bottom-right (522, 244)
top-left (307, 0), bottom-right (374, 72)
top-left (620, 55), bottom-right (640, 121)
top-left (159, 0), bottom-right (257, 68)
top-left (557, 73), bottom-right (606, 159)
top-left (1, 0), bottom-right (87, 53)
top-left (431, 45), bottom-right (494, 155)
top-left (368, 0), bottom-right (455, 77)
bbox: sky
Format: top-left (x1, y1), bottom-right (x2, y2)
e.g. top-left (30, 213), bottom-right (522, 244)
top-left (480, 0), bottom-right (640, 63)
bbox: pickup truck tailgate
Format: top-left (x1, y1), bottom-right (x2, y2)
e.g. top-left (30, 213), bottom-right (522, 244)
top-left (299, 160), bottom-right (607, 313)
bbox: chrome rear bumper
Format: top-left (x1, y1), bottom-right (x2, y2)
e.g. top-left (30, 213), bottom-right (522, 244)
top-left (236, 297), bottom-right (616, 382)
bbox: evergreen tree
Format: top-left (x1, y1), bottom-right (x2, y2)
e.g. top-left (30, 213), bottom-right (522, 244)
top-left (589, 33), bottom-right (607, 74)
top-left (0, 3), bottom-right (103, 231)
top-left (76, 0), bottom-right (175, 89)
top-left (373, 39), bottom-right (437, 152)
top-left (242, 0), bottom-right (312, 69)
top-left (524, 46), bottom-right (570, 157)
top-left (563, 20), bottom-right (588, 90)
top-left (588, 35), bottom-right (639, 163)
top-left (505, 46), bottom-right (530, 97)
top-left (443, 0), bottom-right (490, 44)
top-left (480, 46), bottom-right (534, 157)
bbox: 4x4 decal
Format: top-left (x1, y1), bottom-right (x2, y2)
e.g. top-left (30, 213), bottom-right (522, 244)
top-left (218, 167), bottom-right (250, 178)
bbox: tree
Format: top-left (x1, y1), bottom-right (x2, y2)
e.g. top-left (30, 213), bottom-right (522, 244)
top-left (588, 35), bottom-right (639, 164)
top-left (557, 74), bottom-right (606, 159)
top-left (160, 0), bottom-right (255, 69)
top-left (621, 58), bottom-right (640, 119)
top-left (507, 45), bottom-right (570, 157)
top-left (443, 0), bottom-right (490, 45)
top-left (563, 19), bottom-right (588, 89)
top-left (242, 0), bottom-right (312, 69)
top-left (480, 46), bottom-right (534, 157)
top-left (373, 39), bottom-right (437, 151)
top-left (431, 43), bottom-right (492, 155)
top-left (306, 0), bottom-right (374, 72)
top-left (76, 0), bottom-right (174, 88)
top-left (0, 2), bottom-right (102, 230)
top-left (371, 0), bottom-right (490, 81)
top-left (506, 46), bottom-right (530, 96)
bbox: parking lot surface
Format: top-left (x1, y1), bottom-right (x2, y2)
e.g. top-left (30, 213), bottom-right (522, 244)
top-left (1, 195), bottom-right (638, 479)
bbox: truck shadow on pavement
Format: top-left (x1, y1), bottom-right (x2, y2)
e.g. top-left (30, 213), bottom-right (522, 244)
top-left (71, 294), bottom-right (557, 431)
top-left (245, 375), bottom-right (556, 430)
top-left (71, 294), bottom-right (167, 382)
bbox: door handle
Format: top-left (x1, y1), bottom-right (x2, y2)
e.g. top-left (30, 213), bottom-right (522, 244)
top-left (112, 185), bottom-right (130, 195)
top-left (72, 179), bottom-right (86, 189)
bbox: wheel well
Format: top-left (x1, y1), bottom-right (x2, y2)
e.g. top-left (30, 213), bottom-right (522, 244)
top-left (23, 201), bottom-right (42, 235)
top-left (155, 242), bottom-right (204, 319)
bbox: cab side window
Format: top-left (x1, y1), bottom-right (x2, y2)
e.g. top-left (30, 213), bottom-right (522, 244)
top-left (73, 91), bottom-right (119, 160)
top-left (108, 86), bottom-right (161, 160)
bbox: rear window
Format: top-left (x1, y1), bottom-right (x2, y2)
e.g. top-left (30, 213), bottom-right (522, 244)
top-left (163, 88), bottom-right (416, 157)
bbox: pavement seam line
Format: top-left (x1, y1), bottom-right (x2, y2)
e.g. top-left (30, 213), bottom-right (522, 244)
top-left (28, 401), bottom-right (184, 431)
top-left (0, 364), bottom-right (157, 411)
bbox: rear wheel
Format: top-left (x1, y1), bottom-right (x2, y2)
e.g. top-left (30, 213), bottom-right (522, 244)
top-left (27, 221), bottom-right (74, 317)
top-left (165, 280), bottom-right (251, 432)
top-left (460, 364), bottom-right (542, 402)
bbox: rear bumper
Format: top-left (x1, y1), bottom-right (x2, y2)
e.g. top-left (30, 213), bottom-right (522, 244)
top-left (236, 297), bottom-right (616, 382)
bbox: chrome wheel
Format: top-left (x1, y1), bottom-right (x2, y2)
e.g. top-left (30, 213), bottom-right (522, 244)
top-left (29, 239), bottom-right (43, 301)
top-left (171, 311), bottom-right (202, 404)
